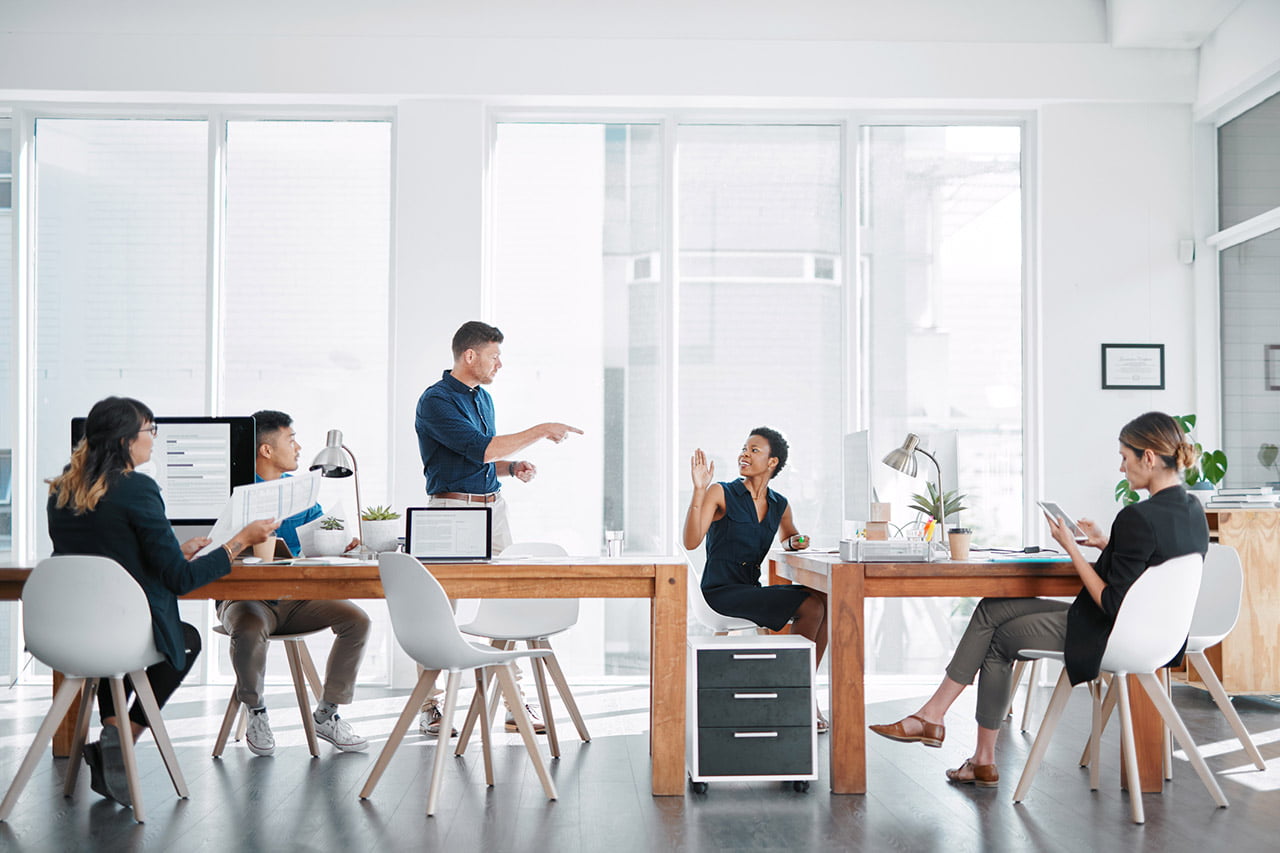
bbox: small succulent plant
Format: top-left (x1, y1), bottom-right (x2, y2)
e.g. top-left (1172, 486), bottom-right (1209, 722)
top-left (320, 516), bottom-right (345, 531)
top-left (361, 505), bottom-right (401, 521)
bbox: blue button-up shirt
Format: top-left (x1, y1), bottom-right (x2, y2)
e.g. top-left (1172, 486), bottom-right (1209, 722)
top-left (415, 370), bottom-right (499, 496)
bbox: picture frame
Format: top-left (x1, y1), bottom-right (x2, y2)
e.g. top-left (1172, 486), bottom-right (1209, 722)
top-left (1101, 343), bottom-right (1165, 390)
top-left (1267, 345), bottom-right (1280, 392)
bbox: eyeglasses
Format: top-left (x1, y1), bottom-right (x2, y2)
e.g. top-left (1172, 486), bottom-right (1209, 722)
top-left (139, 424), bottom-right (159, 436)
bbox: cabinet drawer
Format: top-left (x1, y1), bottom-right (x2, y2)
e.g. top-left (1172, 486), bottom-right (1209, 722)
top-left (697, 726), bottom-right (813, 776)
top-left (697, 688), bottom-right (810, 727)
top-left (696, 648), bottom-right (810, 688)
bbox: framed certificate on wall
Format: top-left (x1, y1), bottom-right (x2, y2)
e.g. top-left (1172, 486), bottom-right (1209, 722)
top-left (1101, 343), bottom-right (1165, 390)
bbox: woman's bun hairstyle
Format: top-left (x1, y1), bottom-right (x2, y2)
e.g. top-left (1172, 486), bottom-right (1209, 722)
top-left (1118, 411), bottom-right (1196, 472)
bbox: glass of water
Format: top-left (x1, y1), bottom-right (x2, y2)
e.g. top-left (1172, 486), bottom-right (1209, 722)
top-left (605, 530), bottom-right (624, 557)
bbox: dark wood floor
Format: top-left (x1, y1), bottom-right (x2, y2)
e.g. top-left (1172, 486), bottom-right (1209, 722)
top-left (0, 679), bottom-right (1276, 852)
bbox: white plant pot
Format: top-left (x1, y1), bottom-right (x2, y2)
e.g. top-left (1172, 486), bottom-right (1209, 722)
top-left (311, 528), bottom-right (350, 557)
top-left (361, 518), bottom-right (403, 553)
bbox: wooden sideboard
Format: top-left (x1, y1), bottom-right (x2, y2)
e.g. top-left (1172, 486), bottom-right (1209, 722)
top-left (1190, 509), bottom-right (1280, 694)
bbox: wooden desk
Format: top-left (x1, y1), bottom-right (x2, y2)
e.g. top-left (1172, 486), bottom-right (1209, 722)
top-left (1198, 509), bottom-right (1280, 692)
top-left (770, 553), bottom-right (1130, 794)
top-left (0, 556), bottom-right (689, 797)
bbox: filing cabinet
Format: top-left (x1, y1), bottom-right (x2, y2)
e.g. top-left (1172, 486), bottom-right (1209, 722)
top-left (687, 634), bottom-right (817, 793)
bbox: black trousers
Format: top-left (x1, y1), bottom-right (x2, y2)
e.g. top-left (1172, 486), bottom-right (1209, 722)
top-left (97, 621), bottom-right (202, 729)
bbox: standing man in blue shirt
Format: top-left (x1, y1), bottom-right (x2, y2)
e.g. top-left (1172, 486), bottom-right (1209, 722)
top-left (215, 410), bottom-right (371, 756)
top-left (414, 320), bottom-right (582, 736)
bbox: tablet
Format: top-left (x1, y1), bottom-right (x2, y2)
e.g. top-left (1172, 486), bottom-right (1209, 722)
top-left (1037, 501), bottom-right (1088, 543)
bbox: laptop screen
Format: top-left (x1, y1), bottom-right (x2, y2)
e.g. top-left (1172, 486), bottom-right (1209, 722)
top-left (405, 507), bottom-right (492, 560)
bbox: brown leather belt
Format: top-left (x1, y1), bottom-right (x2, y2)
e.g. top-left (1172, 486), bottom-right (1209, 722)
top-left (431, 492), bottom-right (498, 504)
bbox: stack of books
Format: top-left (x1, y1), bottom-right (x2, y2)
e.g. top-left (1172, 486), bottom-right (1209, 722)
top-left (1205, 487), bottom-right (1280, 509)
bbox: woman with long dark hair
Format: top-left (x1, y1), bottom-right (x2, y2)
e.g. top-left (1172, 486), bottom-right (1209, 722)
top-left (48, 396), bottom-right (276, 805)
top-left (868, 411), bottom-right (1208, 787)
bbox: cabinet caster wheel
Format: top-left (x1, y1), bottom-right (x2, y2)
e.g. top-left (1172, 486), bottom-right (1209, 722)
top-left (793, 780), bottom-right (810, 793)
top-left (691, 780), bottom-right (709, 794)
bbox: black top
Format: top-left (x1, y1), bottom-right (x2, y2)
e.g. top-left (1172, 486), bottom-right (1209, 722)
top-left (47, 471), bottom-right (232, 669)
top-left (1063, 485), bottom-right (1208, 685)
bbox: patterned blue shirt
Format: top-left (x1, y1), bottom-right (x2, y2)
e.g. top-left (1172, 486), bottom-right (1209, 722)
top-left (415, 370), bottom-right (499, 496)
top-left (254, 472), bottom-right (322, 557)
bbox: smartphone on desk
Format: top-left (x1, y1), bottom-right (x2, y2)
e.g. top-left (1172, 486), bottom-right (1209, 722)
top-left (1037, 501), bottom-right (1088, 543)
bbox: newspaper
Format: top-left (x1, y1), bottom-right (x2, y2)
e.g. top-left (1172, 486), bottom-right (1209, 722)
top-left (195, 470), bottom-right (322, 557)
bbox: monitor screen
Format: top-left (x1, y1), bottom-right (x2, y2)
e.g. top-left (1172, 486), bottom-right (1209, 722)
top-left (71, 416), bottom-right (257, 525)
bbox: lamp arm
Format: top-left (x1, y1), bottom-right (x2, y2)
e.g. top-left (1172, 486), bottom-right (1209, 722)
top-left (915, 447), bottom-right (945, 529)
top-left (343, 444), bottom-right (364, 547)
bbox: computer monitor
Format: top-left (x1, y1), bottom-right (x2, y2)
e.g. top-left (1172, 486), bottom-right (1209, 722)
top-left (71, 416), bottom-right (257, 529)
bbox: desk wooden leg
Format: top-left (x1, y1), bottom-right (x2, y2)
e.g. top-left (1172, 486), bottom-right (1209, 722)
top-left (650, 562), bottom-right (686, 796)
top-left (1121, 673), bottom-right (1165, 793)
top-left (52, 671), bottom-right (83, 758)
top-left (829, 563), bottom-right (866, 794)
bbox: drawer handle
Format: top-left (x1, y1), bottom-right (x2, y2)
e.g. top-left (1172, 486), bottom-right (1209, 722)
top-left (732, 653), bottom-right (777, 660)
top-left (733, 732), bottom-right (779, 739)
top-left (732, 693), bottom-right (778, 700)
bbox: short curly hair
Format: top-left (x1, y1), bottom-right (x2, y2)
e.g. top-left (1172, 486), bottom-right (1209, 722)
top-left (750, 426), bottom-right (789, 479)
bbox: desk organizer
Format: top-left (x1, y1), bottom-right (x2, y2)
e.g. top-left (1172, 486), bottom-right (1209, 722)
top-left (686, 634), bottom-right (817, 793)
top-left (839, 538), bottom-right (932, 562)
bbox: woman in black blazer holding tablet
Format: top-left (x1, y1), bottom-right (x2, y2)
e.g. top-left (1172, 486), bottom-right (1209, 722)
top-left (868, 412), bottom-right (1208, 787)
top-left (47, 396), bottom-right (276, 805)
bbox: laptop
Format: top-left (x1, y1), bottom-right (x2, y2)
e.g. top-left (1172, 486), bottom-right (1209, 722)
top-left (405, 506), bottom-right (493, 561)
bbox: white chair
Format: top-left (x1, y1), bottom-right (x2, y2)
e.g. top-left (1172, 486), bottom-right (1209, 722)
top-left (1078, 543), bottom-right (1268, 776)
top-left (453, 542), bottom-right (590, 759)
top-left (360, 552), bottom-right (557, 816)
top-left (210, 625), bottom-right (326, 758)
top-left (1012, 553), bottom-right (1228, 824)
top-left (0, 556), bottom-right (189, 823)
top-left (686, 557), bottom-right (762, 635)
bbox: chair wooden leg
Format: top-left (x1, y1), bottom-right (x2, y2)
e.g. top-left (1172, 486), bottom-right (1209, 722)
top-left (1088, 680), bottom-right (1102, 791)
top-left (494, 662), bottom-right (557, 802)
top-left (485, 640), bottom-right (513, 726)
top-left (1188, 650), bottom-right (1267, 770)
top-left (0, 676), bottom-right (85, 820)
top-left (456, 666), bottom-right (497, 755)
top-left (473, 669), bottom-right (495, 786)
top-left (1136, 672), bottom-right (1229, 808)
top-left (285, 641), bottom-right (319, 757)
top-left (1012, 669), bottom-right (1073, 803)
top-left (212, 687), bottom-right (240, 757)
top-left (426, 671), bottom-right (462, 817)
top-left (360, 673), bottom-right (433, 799)
top-left (63, 679), bottom-right (99, 797)
top-left (297, 641), bottom-right (325, 702)
top-left (1007, 660), bottom-right (1027, 718)
top-left (1080, 674), bottom-right (1119, 767)
top-left (108, 677), bottom-right (146, 823)
top-left (529, 646), bottom-right (560, 759)
top-left (1160, 668), bottom-right (1173, 780)
top-left (130, 670), bottom-right (188, 798)
top-left (1114, 674), bottom-right (1145, 825)
top-left (536, 639), bottom-right (591, 742)
top-left (1020, 659), bottom-right (1043, 732)
top-left (235, 705), bottom-right (248, 742)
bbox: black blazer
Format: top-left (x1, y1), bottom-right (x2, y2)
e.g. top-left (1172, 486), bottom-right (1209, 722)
top-left (1063, 485), bottom-right (1208, 685)
top-left (47, 471), bottom-right (231, 669)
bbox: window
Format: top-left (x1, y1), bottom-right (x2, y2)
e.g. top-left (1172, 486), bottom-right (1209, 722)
top-left (0, 117), bottom-right (13, 679)
top-left (1218, 91), bottom-right (1280, 232)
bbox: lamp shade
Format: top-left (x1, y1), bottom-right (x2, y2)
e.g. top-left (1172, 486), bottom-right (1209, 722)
top-left (310, 429), bottom-right (353, 478)
top-left (882, 433), bottom-right (922, 476)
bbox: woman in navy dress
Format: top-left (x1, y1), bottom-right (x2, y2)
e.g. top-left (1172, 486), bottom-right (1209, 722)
top-left (683, 428), bottom-right (828, 710)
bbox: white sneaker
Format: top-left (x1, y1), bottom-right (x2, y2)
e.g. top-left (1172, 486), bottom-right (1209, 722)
top-left (505, 703), bottom-right (548, 734)
top-left (314, 714), bottom-right (368, 752)
top-left (245, 710), bottom-right (275, 756)
top-left (419, 699), bottom-right (457, 737)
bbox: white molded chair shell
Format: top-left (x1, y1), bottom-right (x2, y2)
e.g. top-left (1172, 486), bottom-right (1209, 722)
top-left (458, 543), bottom-right (577, 639)
top-left (23, 554), bottom-right (163, 675)
top-left (1187, 543), bottom-right (1243, 650)
top-left (687, 558), bottom-right (759, 634)
top-left (1099, 552), bottom-right (1203, 676)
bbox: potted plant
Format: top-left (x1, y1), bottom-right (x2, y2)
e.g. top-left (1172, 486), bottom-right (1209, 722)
top-left (909, 482), bottom-right (969, 543)
top-left (1115, 414), bottom-right (1227, 506)
top-left (311, 516), bottom-right (349, 557)
top-left (360, 505), bottom-right (403, 553)
top-left (1259, 443), bottom-right (1280, 487)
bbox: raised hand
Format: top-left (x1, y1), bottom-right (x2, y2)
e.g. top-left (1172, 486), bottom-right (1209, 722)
top-left (690, 448), bottom-right (715, 492)
top-left (542, 423), bottom-right (584, 443)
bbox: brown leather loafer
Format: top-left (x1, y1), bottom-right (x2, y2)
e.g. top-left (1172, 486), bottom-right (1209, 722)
top-left (945, 759), bottom-right (999, 788)
top-left (867, 714), bottom-right (945, 748)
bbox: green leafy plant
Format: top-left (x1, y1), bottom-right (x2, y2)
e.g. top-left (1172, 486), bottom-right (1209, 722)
top-left (361, 505), bottom-right (401, 521)
top-left (320, 515), bottom-right (345, 531)
top-left (909, 482), bottom-right (969, 526)
top-left (1260, 443), bottom-right (1280, 481)
top-left (1115, 414), bottom-right (1228, 505)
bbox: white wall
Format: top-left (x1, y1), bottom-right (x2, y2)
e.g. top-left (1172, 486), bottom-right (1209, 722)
top-left (1197, 0), bottom-right (1280, 118)
top-left (1039, 102), bottom-right (1196, 535)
